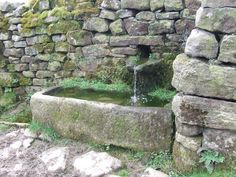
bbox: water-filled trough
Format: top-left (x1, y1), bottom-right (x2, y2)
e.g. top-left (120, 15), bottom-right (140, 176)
top-left (30, 87), bottom-right (174, 151)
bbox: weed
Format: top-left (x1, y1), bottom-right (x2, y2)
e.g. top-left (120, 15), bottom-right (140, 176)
top-left (149, 53), bottom-right (158, 61)
top-left (0, 124), bottom-right (10, 133)
top-left (116, 169), bottom-right (129, 177)
top-left (29, 121), bottom-right (60, 141)
top-left (146, 151), bottom-right (172, 170)
top-left (148, 88), bottom-right (176, 102)
top-left (199, 150), bottom-right (225, 174)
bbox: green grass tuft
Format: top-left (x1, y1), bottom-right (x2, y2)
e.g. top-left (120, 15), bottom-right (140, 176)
top-left (29, 121), bottom-right (60, 141)
top-left (148, 88), bottom-right (176, 102)
top-left (60, 78), bottom-right (131, 93)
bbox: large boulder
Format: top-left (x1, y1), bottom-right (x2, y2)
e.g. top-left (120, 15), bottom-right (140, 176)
top-left (121, 0), bottom-right (150, 10)
top-left (196, 7), bottom-right (236, 34)
top-left (172, 54), bottom-right (236, 100)
top-left (202, 0), bottom-right (236, 8)
top-left (218, 35), bottom-right (236, 64)
top-left (185, 29), bottom-right (219, 59)
top-left (203, 128), bottom-right (236, 157)
top-left (83, 17), bottom-right (109, 33)
top-left (172, 94), bottom-right (236, 131)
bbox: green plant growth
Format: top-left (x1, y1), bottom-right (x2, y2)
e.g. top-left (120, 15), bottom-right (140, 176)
top-left (60, 78), bottom-right (131, 93)
top-left (0, 124), bottom-right (10, 133)
top-left (148, 88), bottom-right (176, 102)
top-left (199, 150), bottom-right (225, 174)
top-left (29, 121), bottom-right (60, 141)
top-left (116, 169), bottom-right (130, 177)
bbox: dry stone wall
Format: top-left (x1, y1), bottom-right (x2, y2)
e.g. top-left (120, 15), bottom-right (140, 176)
top-left (0, 0), bottom-right (200, 97)
top-left (172, 0), bottom-right (236, 172)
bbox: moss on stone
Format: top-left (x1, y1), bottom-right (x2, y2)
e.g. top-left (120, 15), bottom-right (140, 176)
top-left (0, 92), bottom-right (17, 108)
top-left (0, 12), bottom-right (9, 33)
top-left (21, 10), bottom-right (48, 28)
top-left (47, 20), bottom-right (81, 35)
top-left (19, 75), bottom-right (32, 86)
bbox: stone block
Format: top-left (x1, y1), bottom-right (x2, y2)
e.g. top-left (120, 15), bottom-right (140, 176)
top-left (136, 11), bottom-right (155, 21)
top-left (82, 44), bottom-right (110, 58)
top-left (164, 0), bottom-right (184, 11)
top-left (149, 20), bottom-right (175, 35)
top-left (150, 0), bottom-right (164, 11)
top-left (109, 19), bottom-right (126, 36)
top-left (100, 9), bottom-right (117, 20)
top-left (83, 17), bottom-right (109, 33)
top-left (124, 18), bottom-right (149, 36)
top-left (202, 0), bottom-right (236, 8)
top-left (66, 30), bottom-right (93, 46)
top-left (101, 0), bottom-right (121, 10)
top-left (121, 0), bottom-right (150, 10)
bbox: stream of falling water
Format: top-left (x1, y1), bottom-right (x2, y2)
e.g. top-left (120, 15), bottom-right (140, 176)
top-left (131, 66), bottom-right (138, 105)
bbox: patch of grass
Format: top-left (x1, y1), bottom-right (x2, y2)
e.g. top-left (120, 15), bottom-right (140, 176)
top-left (148, 88), bottom-right (176, 102)
top-left (180, 169), bottom-right (236, 177)
top-left (116, 169), bottom-right (130, 177)
top-left (29, 121), bottom-right (60, 141)
top-left (60, 78), bottom-right (131, 93)
top-left (0, 124), bottom-right (10, 133)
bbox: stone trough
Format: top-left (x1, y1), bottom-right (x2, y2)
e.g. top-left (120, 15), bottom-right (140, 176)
top-left (30, 87), bottom-right (174, 151)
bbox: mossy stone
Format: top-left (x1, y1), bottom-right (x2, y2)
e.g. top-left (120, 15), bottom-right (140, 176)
top-left (0, 92), bottom-right (17, 108)
top-left (19, 75), bottom-right (32, 86)
top-left (47, 20), bottom-right (81, 35)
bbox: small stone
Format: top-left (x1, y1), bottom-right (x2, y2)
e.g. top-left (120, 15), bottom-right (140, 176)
top-left (185, 29), bottom-right (219, 59)
top-left (150, 0), bottom-right (164, 11)
top-left (23, 138), bottom-right (34, 148)
top-left (4, 48), bottom-right (24, 57)
top-left (136, 11), bottom-right (155, 21)
top-left (175, 132), bottom-right (202, 151)
top-left (52, 35), bottom-right (66, 42)
top-left (156, 12), bottom-right (180, 20)
top-left (67, 30), bottom-right (93, 46)
top-left (82, 44), bottom-right (110, 58)
top-left (12, 35), bottom-right (24, 42)
top-left (25, 47), bottom-right (38, 56)
top-left (164, 0), bottom-right (184, 11)
top-left (110, 19), bottom-right (126, 35)
top-left (73, 151), bottom-right (122, 177)
top-left (21, 56), bottom-right (33, 63)
top-left (36, 71), bottom-right (53, 79)
top-left (101, 0), bottom-right (121, 10)
top-left (83, 17), bottom-right (109, 33)
top-left (48, 61), bottom-right (62, 71)
top-left (23, 128), bottom-right (37, 138)
top-left (218, 35), bottom-right (236, 64)
top-left (39, 147), bottom-right (68, 172)
top-left (14, 41), bottom-right (27, 48)
top-left (33, 78), bottom-right (47, 86)
top-left (100, 9), bottom-right (117, 20)
top-left (10, 141), bottom-right (22, 149)
top-left (15, 64), bottom-right (29, 72)
top-left (149, 20), bottom-right (174, 35)
top-left (0, 33), bottom-right (10, 40)
top-left (124, 18), bottom-right (149, 36)
top-left (111, 47), bottom-right (137, 55)
top-left (3, 41), bottom-right (13, 48)
top-left (23, 71), bottom-right (35, 78)
top-left (141, 168), bottom-right (170, 177)
top-left (121, 0), bottom-right (150, 10)
top-left (116, 9), bottom-right (134, 18)
top-left (92, 33), bottom-right (110, 44)
top-left (55, 42), bottom-right (69, 53)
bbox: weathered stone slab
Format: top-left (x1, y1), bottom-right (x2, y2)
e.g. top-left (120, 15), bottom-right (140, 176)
top-left (172, 54), bottom-right (236, 100)
top-left (218, 35), bottom-right (236, 64)
top-left (172, 94), bottom-right (236, 131)
top-left (203, 128), bottom-right (236, 156)
top-left (156, 12), bottom-right (180, 20)
top-left (196, 7), bottom-right (236, 34)
top-left (124, 18), bottom-right (149, 36)
top-left (111, 47), bottom-right (137, 55)
top-left (73, 151), bottom-right (122, 177)
top-left (110, 36), bottom-right (164, 46)
top-left (116, 9), bottom-right (134, 18)
top-left (92, 34), bottom-right (110, 44)
top-left (82, 44), bottom-right (110, 58)
top-left (31, 87), bottom-right (173, 151)
top-left (121, 0), bottom-right (150, 10)
top-left (83, 17), bottom-right (109, 33)
top-left (175, 132), bottom-right (202, 152)
top-left (4, 48), bottom-right (24, 57)
top-left (202, 0), bottom-right (236, 8)
top-left (66, 30), bottom-right (93, 46)
top-left (185, 29), bottom-right (219, 59)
